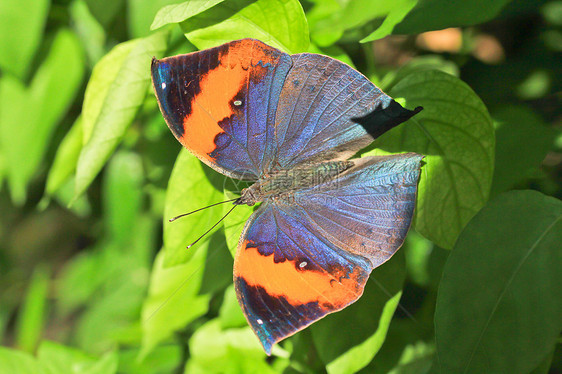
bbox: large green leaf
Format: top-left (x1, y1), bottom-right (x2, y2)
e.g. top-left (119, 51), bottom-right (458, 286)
top-left (150, 0), bottom-right (226, 30)
top-left (182, 0), bottom-right (309, 53)
top-left (491, 106), bottom-right (555, 196)
top-left (433, 190), bottom-right (562, 373)
top-left (311, 252), bottom-right (406, 374)
top-left (367, 70), bottom-right (495, 249)
top-left (73, 30), bottom-right (168, 202)
top-left (393, 0), bottom-right (513, 35)
top-left (0, 0), bottom-right (49, 78)
top-left (0, 29), bottom-right (84, 204)
top-left (140, 249), bottom-right (211, 358)
top-left (162, 149), bottom-right (224, 266)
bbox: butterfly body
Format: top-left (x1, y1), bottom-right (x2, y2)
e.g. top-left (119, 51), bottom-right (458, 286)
top-left (151, 38), bottom-right (424, 354)
top-left (237, 160), bottom-right (353, 206)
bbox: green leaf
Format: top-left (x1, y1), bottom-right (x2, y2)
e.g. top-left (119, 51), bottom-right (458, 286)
top-left (37, 341), bottom-right (118, 374)
top-left (311, 252), bottom-right (406, 374)
top-left (15, 266), bottom-right (50, 353)
top-left (381, 56), bottom-right (460, 91)
top-left (140, 249), bottom-right (211, 358)
top-left (367, 70), bottom-right (495, 249)
top-left (74, 30), bottom-right (168, 202)
top-left (182, 0), bottom-right (309, 53)
top-left (150, 0), bottom-right (226, 30)
top-left (393, 0), bottom-right (513, 35)
top-left (128, 0), bottom-right (185, 37)
top-left (491, 106), bottom-right (555, 196)
top-left (306, 0), bottom-right (343, 47)
top-left (219, 285), bottom-right (246, 329)
top-left (103, 151), bottom-right (144, 246)
top-left (185, 319), bottom-right (275, 374)
top-left (0, 0), bottom-right (49, 78)
top-left (162, 149), bottom-right (224, 266)
top-left (223, 202), bottom-right (252, 258)
top-left (403, 230), bottom-right (433, 287)
top-left (118, 345), bottom-right (181, 374)
top-left (433, 190), bottom-right (562, 374)
top-left (0, 29), bottom-right (84, 204)
top-left (69, 0), bottom-right (106, 67)
top-left (85, 0), bottom-right (125, 27)
top-left (360, 0), bottom-right (417, 42)
top-left (45, 116), bottom-right (83, 197)
top-left (0, 347), bottom-right (43, 374)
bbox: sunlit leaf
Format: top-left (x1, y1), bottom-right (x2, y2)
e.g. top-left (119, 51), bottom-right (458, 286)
top-left (74, 30), bottom-right (168, 202)
top-left (150, 0), bottom-right (226, 31)
top-left (367, 70), bottom-right (495, 249)
top-left (434, 190), bottom-right (562, 373)
top-left (0, 0), bottom-right (49, 78)
top-left (312, 252), bottom-right (406, 374)
top-left (182, 0), bottom-right (309, 53)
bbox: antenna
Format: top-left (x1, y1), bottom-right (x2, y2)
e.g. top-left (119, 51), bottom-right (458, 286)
top-left (168, 198), bottom-right (238, 222)
top-left (186, 205), bottom-right (237, 249)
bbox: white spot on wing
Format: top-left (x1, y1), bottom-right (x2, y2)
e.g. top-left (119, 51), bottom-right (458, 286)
top-left (234, 100), bottom-right (242, 106)
top-left (161, 82), bottom-right (166, 89)
top-left (299, 261), bottom-right (307, 268)
top-left (257, 319), bottom-right (263, 325)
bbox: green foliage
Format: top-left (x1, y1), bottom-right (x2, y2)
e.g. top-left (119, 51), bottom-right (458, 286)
top-left (0, 0), bottom-right (560, 373)
top-left (434, 191), bottom-right (562, 373)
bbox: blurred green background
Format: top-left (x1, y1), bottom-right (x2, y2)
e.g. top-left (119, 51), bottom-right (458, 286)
top-left (0, 0), bottom-right (560, 373)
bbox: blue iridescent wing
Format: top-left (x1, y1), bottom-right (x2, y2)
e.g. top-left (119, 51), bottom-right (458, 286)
top-left (273, 53), bottom-right (421, 169)
top-left (233, 153), bottom-right (423, 353)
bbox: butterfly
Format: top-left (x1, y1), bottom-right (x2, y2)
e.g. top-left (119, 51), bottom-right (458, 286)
top-left (151, 38), bottom-right (423, 355)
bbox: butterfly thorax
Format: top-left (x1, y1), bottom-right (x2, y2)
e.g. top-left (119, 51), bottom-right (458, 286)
top-left (237, 161), bottom-right (353, 206)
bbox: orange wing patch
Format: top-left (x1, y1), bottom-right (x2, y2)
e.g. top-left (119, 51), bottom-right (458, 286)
top-left (235, 240), bottom-right (365, 309)
top-left (180, 61), bottom-right (245, 161)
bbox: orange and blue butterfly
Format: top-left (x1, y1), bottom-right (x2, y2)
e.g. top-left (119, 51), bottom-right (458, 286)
top-left (151, 38), bottom-right (423, 354)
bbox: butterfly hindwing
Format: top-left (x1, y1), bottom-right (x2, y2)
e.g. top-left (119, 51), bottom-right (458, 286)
top-left (151, 39), bottom-right (292, 179)
top-left (233, 153), bottom-right (423, 353)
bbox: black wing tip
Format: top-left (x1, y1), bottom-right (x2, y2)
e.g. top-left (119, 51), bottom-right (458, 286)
top-left (351, 100), bottom-right (423, 139)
